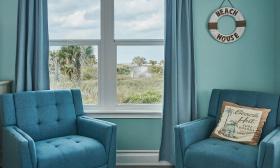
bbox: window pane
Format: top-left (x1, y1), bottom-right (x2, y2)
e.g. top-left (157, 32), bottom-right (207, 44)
top-left (49, 46), bottom-right (98, 104)
top-left (48, 0), bottom-right (100, 39)
top-left (114, 0), bottom-right (164, 39)
top-left (117, 46), bottom-right (164, 104)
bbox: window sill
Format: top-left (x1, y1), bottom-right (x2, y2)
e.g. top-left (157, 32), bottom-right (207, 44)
top-left (84, 105), bottom-right (163, 118)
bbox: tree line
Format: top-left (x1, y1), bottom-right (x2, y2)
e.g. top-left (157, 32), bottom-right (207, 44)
top-left (49, 46), bottom-right (164, 81)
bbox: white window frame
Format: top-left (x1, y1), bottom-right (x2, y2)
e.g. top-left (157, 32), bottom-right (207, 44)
top-left (49, 0), bottom-right (164, 118)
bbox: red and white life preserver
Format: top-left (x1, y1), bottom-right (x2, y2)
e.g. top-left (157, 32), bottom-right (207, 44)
top-left (208, 7), bottom-right (246, 44)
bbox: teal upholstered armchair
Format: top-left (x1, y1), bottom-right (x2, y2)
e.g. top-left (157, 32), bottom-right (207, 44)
top-left (175, 89), bottom-right (280, 168)
top-left (0, 89), bottom-right (116, 168)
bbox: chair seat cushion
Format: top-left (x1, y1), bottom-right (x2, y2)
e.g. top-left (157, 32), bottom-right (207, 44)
top-left (36, 135), bottom-right (107, 168)
top-left (184, 138), bottom-right (258, 168)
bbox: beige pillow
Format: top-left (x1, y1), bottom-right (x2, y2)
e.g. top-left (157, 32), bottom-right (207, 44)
top-left (211, 101), bottom-right (271, 145)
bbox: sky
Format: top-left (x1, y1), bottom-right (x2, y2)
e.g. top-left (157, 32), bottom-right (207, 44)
top-left (48, 0), bottom-right (164, 39)
top-left (48, 0), bottom-right (164, 64)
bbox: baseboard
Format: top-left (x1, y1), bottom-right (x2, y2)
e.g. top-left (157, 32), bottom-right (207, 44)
top-left (117, 150), bottom-right (173, 167)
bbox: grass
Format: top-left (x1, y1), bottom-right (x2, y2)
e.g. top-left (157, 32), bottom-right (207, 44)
top-left (117, 74), bottom-right (163, 104)
top-left (50, 76), bottom-right (98, 104)
top-left (50, 65), bottom-right (163, 104)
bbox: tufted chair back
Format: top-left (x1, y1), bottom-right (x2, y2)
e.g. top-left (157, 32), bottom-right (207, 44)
top-left (208, 89), bottom-right (280, 140)
top-left (0, 89), bottom-right (84, 141)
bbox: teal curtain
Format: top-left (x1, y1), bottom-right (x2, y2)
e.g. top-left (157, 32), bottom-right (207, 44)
top-left (159, 0), bottom-right (197, 164)
top-left (16, 0), bottom-right (50, 92)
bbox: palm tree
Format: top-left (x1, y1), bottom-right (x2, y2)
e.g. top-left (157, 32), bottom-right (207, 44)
top-left (51, 45), bottom-right (97, 83)
top-left (57, 46), bottom-right (82, 81)
top-left (81, 46), bottom-right (97, 65)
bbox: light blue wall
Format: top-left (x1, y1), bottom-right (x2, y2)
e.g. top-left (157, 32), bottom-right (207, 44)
top-left (0, 0), bottom-right (278, 150)
top-left (102, 118), bottom-right (162, 150)
top-left (194, 0), bottom-right (277, 117)
top-left (0, 0), bottom-right (17, 81)
top-left (276, 0), bottom-right (280, 93)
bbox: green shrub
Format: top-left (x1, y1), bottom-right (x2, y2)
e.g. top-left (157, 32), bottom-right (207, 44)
top-left (149, 65), bottom-right (163, 74)
top-left (123, 91), bottom-right (162, 104)
top-left (117, 65), bottom-right (131, 75)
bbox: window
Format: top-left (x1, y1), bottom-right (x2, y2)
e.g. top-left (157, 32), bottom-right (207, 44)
top-left (48, 0), bottom-right (101, 105)
top-left (48, 0), bottom-right (164, 112)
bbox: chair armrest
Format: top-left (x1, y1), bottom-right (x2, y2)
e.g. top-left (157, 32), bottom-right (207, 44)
top-left (175, 117), bottom-right (216, 168)
top-left (77, 116), bottom-right (117, 168)
top-left (3, 126), bottom-right (36, 168)
top-left (258, 127), bottom-right (280, 168)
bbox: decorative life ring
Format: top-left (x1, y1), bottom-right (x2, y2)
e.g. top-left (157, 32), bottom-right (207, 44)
top-left (208, 7), bottom-right (246, 44)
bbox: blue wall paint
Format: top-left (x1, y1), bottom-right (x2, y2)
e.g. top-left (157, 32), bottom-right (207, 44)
top-left (276, 0), bottom-right (280, 93)
top-left (194, 0), bottom-right (277, 117)
top-left (0, 0), bottom-right (17, 81)
top-left (101, 118), bottom-right (162, 150)
top-left (0, 0), bottom-right (278, 150)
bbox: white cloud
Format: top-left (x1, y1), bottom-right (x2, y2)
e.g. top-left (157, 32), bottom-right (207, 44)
top-left (115, 0), bottom-right (163, 17)
top-left (53, 10), bottom-right (95, 29)
top-left (48, 0), bottom-right (164, 39)
top-left (115, 0), bottom-right (164, 38)
top-left (116, 13), bottom-right (163, 32)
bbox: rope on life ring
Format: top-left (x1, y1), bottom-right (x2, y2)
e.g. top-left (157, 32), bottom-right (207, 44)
top-left (208, 7), bottom-right (246, 44)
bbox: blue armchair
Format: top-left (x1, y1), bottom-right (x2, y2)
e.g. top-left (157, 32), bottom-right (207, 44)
top-left (175, 89), bottom-right (280, 168)
top-left (0, 89), bottom-right (116, 168)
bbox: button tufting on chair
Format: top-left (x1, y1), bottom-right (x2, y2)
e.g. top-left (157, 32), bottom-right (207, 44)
top-left (234, 147), bottom-right (239, 150)
top-left (1, 89), bottom-right (116, 168)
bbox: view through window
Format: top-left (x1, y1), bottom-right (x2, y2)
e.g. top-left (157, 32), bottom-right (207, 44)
top-left (49, 46), bottom-right (98, 104)
top-left (117, 46), bottom-right (164, 104)
top-left (48, 0), bottom-right (164, 108)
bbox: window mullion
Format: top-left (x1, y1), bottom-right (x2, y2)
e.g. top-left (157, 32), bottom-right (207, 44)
top-left (49, 40), bottom-right (100, 46)
top-left (114, 39), bottom-right (164, 46)
top-left (99, 0), bottom-right (117, 107)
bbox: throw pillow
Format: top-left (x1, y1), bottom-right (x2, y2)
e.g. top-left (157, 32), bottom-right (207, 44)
top-left (211, 101), bottom-right (271, 145)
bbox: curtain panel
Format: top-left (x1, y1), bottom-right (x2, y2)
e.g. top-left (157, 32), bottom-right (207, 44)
top-left (159, 0), bottom-right (197, 164)
top-left (16, 0), bottom-right (50, 92)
